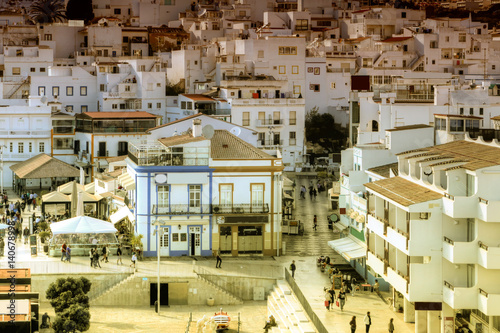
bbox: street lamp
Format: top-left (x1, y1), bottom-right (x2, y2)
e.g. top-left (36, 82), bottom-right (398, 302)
top-left (0, 145), bottom-right (6, 194)
top-left (152, 220), bottom-right (165, 315)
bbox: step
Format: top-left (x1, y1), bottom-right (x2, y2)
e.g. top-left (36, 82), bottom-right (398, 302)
top-left (277, 281), bottom-right (292, 295)
top-left (292, 312), bottom-right (309, 323)
top-left (298, 322), bottom-right (316, 333)
top-left (284, 295), bottom-right (303, 313)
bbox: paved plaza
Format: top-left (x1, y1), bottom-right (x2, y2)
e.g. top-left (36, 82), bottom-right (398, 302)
top-left (0, 178), bottom-right (415, 332)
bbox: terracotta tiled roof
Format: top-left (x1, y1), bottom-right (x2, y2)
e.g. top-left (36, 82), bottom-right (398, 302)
top-left (381, 36), bottom-right (413, 43)
top-left (434, 114), bottom-right (483, 119)
top-left (181, 94), bottom-right (216, 101)
top-left (80, 111), bottom-right (157, 119)
top-left (366, 163), bottom-right (399, 179)
top-left (386, 124), bottom-right (432, 132)
top-left (364, 177), bottom-right (442, 207)
top-left (158, 134), bottom-right (207, 147)
top-left (106, 155), bottom-right (128, 163)
top-left (10, 154), bottom-right (81, 179)
top-left (397, 140), bottom-right (500, 171)
top-left (211, 130), bottom-right (273, 159)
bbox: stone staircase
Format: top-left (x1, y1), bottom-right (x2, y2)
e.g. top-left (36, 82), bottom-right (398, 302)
top-left (267, 281), bottom-right (316, 333)
top-left (91, 274), bottom-right (138, 306)
top-left (196, 275), bottom-right (243, 305)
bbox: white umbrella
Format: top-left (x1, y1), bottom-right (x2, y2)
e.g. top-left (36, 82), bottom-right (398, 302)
top-left (50, 216), bottom-right (117, 235)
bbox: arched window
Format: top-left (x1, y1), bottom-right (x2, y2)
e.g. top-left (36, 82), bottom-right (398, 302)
top-left (372, 120), bottom-right (379, 132)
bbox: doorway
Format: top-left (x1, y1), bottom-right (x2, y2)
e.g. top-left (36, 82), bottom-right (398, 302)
top-left (150, 283), bottom-right (169, 306)
top-left (189, 226), bottom-right (201, 256)
top-left (159, 227), bottom-right (169, 256)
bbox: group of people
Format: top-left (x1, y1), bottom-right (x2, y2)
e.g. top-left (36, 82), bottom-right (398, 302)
top-left (349, 313), bottom-right (394, 333)
top-left (324, 286), bottom-right (347, 311)
top-left (60, 242), bottom-right (72, 263)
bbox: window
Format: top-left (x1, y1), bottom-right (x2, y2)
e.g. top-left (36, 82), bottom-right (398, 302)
top-left (123, 36), bottom-right (129, 43)
top-left (257, 132), bottom-right (265, 145)
top-left (187, 102), bottom-right (193, 109)
top-left (242, 112), bottom-right (250, 126)
top-left (30, 67), bottom-right (36, 72)
top-left (292, 66), bottom-right (299, 74)
top-left (38, 86), bottom-right (45, 96)
top-left (251, 184), bottom-right (264, 206)
top-left (40, 67), bottom-right (46, 72)
top-left (148, 103), bottom-right (152, 109)
top-left (66, 86), bottom-right (73, 96)
top-left (172, 233), bottom-right (179, 242)
top-left (450, 119), bottom-right (464, 132)
top-left (479, 108), bottom-right (484, 115)
top-left (9, 142), bottom-right (13, 152)
top-left (38, 142), bottom-right (44, 153)
top-left (331, 82), bottom-right (336, 89)
top-left (189, 185), bottom-right (201, 208)
top-left (258, 50), bottom-right (264, 58)
top-left (54, 138), bottom-right (73, 149)
top-left (157, 103), bottom-right (161, 108)
top-left (289, 111), bottom-right (296, 125)
top-left (158, 185), bottom-right (169, 207)
top-left (458, 33), bottom-right (466, 43)
top-left (310, 84), bottom-right (320, 92)
top-left (445, 36), bottom-right (450, 42)
top-left (273, 111), bottom-right (281, 124)
top-left (279, 65), bottom-right (286, 74)
top-left (80, 86), bottom-right (87, 96)
top-left (296, 19), bottom-right (308, 31)
top-left (289, 132), bottom-right (296, 145)
top-left (52, 86), bottom-right (59, 97)
top-left (99, 84), bottom-right (106, 92)
top-left (18, 142), bottom-right (23, 154)
top-left (181, 101), bottom-right (187, 109)
top-left (278, 46), bottom-right (297, 55)
top-left (430, 41), bottom-right (438, 48)
top-left (466, 174), bottom-right (475, 197)
top-left (293, 85), bottom-right (301, 95)
top-left (112, 104), bottom-right (118, 110)
top-left (493, 65), bottom-right (496, 70)
top-left (459, 107), bottom-right (464, 115)
top-left (432, 60), bottom-right (436, 65)
top-left (44, 34), bottom-right (52, 41)
top-left (470, 108), bottom-right (474, 115)
top-left (66, 105), bottom-right (73, 112)
top-left (401, 12), bottom-right (406, 18)
top-left (28, 142), bottom-right (32, 153)
top-left (181, 233), bottom-right (187, 242)
top-left (81, 105), bottom-right (88, 112)
top-left (12, 67), bottom-right (20, 75)
top-left (114, 8), bottom-right (121, 14)
top-left (220, 184), bottom-right (233, 205)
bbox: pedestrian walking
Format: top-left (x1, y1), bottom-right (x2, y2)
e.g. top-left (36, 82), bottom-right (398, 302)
top-left (374, 279), bottom-right (381, 296)
top-left (313, 187), bottom-right (317, 200)
top-left (364, 311), bottom-right (372, 333)
top-left (300, 185), bottom-right (306, 199)
top-left (66, 245), bottom-right (71, 263)
top-left (93, 249), bottom-right (101, 268)
top-left (216, 254), bottom-right (222, 268)
top-left (89, 248), bottom-right (94, 267)
top-left (313, 215), bottom-right (318, 231)
top-left (101, 245), bottom-right (108, 263)
top-left (338, 289), bottom-right (346, 311)
top-left (61, 243), bottom-right (67, 262)
top-left (350, 316), bottom-right (357, 333)
top-left (328, 287), bottom-right (336, 310)
top-left (324, 290), bottom-right (332, 310)
top-left (116, 245), bottom-right (123, 265)
top-left (290, 260), bottom-right (296, 278)
top-left (130, 252), bottom-right (137, 269)
top-left (309, 186), bottom-right (314, 200)
top-left (388, 318), bottom-right (394, 333)
top-left (23, 227), bottom-right (29, 245)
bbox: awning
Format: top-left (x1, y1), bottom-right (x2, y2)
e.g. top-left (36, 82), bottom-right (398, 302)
top-left (110, 206), bottom-right (135, 224)
top-left (283, 192), bottom-right (294, 200)
top-left (328, 236), bottom-right (366, 261)
top-left (50, 216), bottom-right (118, 235)
top-left (118, 172), bottom-right (135, 191)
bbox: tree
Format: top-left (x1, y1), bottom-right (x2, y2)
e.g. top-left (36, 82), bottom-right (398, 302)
top-left (46, 277), bottom-right (92, 333)
top-left (29, 0), bottom-right (66, 24)
top-left (305, 107), bottom-right (346, 153)
top-left (66, 0), bottom-right (94, 22)
top-left (52, 304), bottom-right (91, 333)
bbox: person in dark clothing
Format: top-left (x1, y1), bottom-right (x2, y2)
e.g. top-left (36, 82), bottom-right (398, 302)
top-left (290, 260), bottom-right (296, 278)
top-left (41, 312), bottom-right (50, 328)
top-left (216, 254), bottom-right (222, 268)
top-left (313, 215), bottom-right (318, 231)
top-left (328, 287), bottom-right (336, 310)
top-left (93, 248), bottom-right (101, 268)
top-left (116, 245), bottom-right (123, 265)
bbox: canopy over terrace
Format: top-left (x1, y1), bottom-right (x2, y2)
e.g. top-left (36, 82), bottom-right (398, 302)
top-left (42, 190), bottom-right (104, 219)
top-left (10, 154), bottom-right (81, 190)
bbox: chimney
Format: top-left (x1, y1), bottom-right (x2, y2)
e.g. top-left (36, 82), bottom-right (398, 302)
top-left (192, 118), bottom-right (202, 137)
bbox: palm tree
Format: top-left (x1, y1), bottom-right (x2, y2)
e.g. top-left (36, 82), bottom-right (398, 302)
top-left (29, 0), bottom-right (66, 24)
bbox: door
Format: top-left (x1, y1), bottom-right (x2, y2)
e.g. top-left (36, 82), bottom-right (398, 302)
top-left (159, 227), bottom-right (169, 256)
top-left (98, 142), bottom-right (106, 157)
top-left (220, 226), bottom-right (232, 254)
top-left (189, 227), bottom-right (201, 256)
top-left (150, 283), bottom-right (169, 306)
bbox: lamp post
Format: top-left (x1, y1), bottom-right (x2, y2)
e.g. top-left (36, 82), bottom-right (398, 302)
top-left (152, 220), bottom-right (164, 315)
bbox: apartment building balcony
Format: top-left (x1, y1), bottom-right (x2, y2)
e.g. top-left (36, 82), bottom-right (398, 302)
top-left (442, 236), bottom-right (478, 264)
top-left (477, 197), bottom-right (500, 222)
top-left (0, 153), bottom-right (38, 161)
top-left (443, 281), bottom-right (478, 310)
top-left (367, 213), bottom-right (388, 238)
top-left (212, 203), bottom-right (269, 214)
top-left (325, 51), bottom-right (357, 59)
top-left (257, 140), bottom-right (284, 149)
top-left (395, 89), bottom-right (434, 103)
top-left (128, 140), bottom-right (209, 167)
top-left (231, 97), bottom-right (304, 107)
top-left (255, 119), bottom-right (284, 127)
top-left (152, 204), bottom-right (211, 215)
top-left (0, 130), bottom-right (51, 137)
top-left (478, 241), bottom-right (500, 269)
top-left (367, 250), bottom-right (386, 277)
top-left (386, 225), bottom-right (408, 253)
top-left (442, 194), bottom-right (475, 219)
top-left (478, 288), bottom-right (500, 316)
top-left (387, 266), bottom-right (409, 296)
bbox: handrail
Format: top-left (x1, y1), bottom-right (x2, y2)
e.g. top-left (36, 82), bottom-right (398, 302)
top-left (443, 236), bottom-right (454, 245)
top-left (444, 280), bottom-right (454, 291)
top-left (479, 288), bottom-right (489, 297)
top-left (185, 312), bottom-right (192, 333)
top-left (396, 228), bottom-right (409, 237)
top-left (478, 197), bottom-right (489, 205)
top-left (478, 241), bottom-right (489, 251)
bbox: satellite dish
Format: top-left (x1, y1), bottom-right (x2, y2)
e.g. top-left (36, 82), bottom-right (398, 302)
top-left (202, 124), bottom-right (215, 139)
top-left (198, 8), bottom-right (207, 17)
top-left (154, 174), bottom-right (167, 184)
top-left (40, 96), bottom-right (47, 104)
top-left (230, 127), bottom-right (241, 136)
